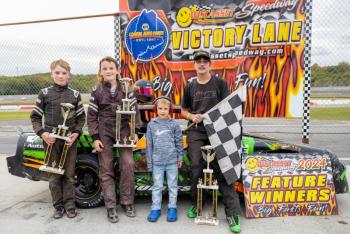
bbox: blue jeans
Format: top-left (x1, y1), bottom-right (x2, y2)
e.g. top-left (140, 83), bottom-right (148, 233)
top-left (151, 163), bottom-right (178, 210)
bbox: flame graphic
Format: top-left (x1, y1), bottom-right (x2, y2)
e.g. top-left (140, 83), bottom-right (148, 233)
top-left (121, 43), bottom-right (304, 117)
top-left (120, 0), bottom-right (308, 118)
top-left (296, 0), bottom-right (305, 21)
top-left (235, 43), bottom-right (304, 117)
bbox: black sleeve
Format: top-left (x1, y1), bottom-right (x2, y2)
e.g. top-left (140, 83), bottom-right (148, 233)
top-left (181, 82), bottom-right (191, 109)
top-left (73, 93), bottom-right (86, 136)
top-left (87, 87), bottom-right (100, 141)
top-left (30, 90), bottom-right (46, 137)
top-left (219, 78), bottom-right (230, 100)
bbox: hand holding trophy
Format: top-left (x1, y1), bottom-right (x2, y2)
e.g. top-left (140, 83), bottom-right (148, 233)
top-left (39, 103), bottom-right (75, 174)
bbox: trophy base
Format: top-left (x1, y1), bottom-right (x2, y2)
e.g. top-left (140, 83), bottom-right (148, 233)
top-left (113, 143), bottom-right (136, 148)
top-left (195, 216), bottom-right (219, 226)
top-left (39, 165), bottom-right (65, 175)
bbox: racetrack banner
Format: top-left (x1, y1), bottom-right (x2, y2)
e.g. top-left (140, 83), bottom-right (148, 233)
top-left (119, 0), bottom-right (310, 117)
top-left (242, 152), bottom-right (338, 218)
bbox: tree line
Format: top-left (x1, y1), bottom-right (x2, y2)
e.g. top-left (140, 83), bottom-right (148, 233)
top-left (0, 62), bottom-right (349, 95)
top-left (311, 62), bottom-right (350, 87)
top-left (0, 73), bottom-right (97, 95)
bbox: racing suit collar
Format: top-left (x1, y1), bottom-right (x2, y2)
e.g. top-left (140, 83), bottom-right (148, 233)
top-left (102, 80), bottom-right (121, 90)
top-left (53, 82), bottom-right (68, 91)
top-left (102, 81), bottom-right (112, 88)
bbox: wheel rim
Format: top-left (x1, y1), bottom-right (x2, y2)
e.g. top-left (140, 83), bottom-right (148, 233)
top-left (75, 165), bottom-right (101, 201)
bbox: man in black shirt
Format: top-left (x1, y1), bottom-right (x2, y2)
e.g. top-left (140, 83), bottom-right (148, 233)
top-left (181, 50), bottom-right (241, 233)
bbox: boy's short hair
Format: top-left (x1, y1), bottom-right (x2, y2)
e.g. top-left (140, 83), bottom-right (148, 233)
top-left (97, 56), bottom-right (120, 83)
top-left (154, 96), bottom-right (172, 108)
top-left (50, 59), bottom-right (71, 72)
top-left (99, 56), bottom-right (120, 69)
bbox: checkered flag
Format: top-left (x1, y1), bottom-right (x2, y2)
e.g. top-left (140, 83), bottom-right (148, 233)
top-left (203, 86), bottom-right (246, 185)
top-left (191, 4), bottom-right (212, 10)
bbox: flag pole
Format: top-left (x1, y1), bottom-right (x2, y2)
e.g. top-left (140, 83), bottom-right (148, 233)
top-left (183, 122), bottom-right (196, 132)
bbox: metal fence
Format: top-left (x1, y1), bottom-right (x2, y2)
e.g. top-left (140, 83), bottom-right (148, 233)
top-left (311, 0), bottom-right (350, 89)
top-left (0, 15), bottom-right (115, 95)
top-left (0, 1), bottom-right (349, 96)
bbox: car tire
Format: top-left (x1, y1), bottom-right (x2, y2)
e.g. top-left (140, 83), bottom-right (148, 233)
top-left (75, 154), bottom-right (104, 208)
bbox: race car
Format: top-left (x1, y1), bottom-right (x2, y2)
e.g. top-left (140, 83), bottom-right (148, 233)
top-left (7, 125), bottom-right (348, 208)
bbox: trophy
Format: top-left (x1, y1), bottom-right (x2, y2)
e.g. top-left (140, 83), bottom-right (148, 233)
top-left (114, 77), bottom-right (137, 148)
top-left (195, 145), bottom-right (219, 226)
top-left (39, 103), bottom-right (74, 175)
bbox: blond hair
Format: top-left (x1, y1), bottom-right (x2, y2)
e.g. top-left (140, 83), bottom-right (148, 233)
top-left (50, 59), bottom-right (71, 73)
top-left (97, 56), bottom-right (120, 83)
top-left (155, 97), bottom-right (172, 108)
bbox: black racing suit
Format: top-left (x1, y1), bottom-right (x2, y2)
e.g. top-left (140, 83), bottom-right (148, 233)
top-left (30, 83), bottom-right (86, 211)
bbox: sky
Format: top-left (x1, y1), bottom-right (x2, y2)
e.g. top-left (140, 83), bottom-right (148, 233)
top-left (311, 1), bottom-right (349, 66)
top-left (0, 0), bottom-right (118, 75)
top-left (0, 0), bottom-right (349, 76)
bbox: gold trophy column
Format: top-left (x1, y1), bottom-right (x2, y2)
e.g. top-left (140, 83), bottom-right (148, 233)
top-left (195, 145), bottom-right (219, 226)
top-left (39, 103), bottom-right (74, 175)
top-left (114, 77), bottom-right (137, 148)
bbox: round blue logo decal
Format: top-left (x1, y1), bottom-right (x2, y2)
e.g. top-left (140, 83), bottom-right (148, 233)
top-left (125, 9), bottom-right (169, 62)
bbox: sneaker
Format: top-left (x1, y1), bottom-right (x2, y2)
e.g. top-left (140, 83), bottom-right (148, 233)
top-left (66, 209), bottom-right (78, 218)
top-left (53, 207), bottom-right (64, 219)
top-left (186, 205), bottom-right (197, 219)
top-left (107, 208), bottom-right (119, 223)
top-left (227, 214), bottom-right (241, 233)
top-left (147, 210), bottom-right (161, 222)
top-left (167, 208), bottom-right (177, 222)
top-left (121, 204), bottom-right (136, 217)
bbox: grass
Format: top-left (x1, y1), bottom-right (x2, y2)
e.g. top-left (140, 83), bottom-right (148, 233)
top-left (0, 107), bottom-right (349, 121)
top-left (0, 111), bottom-right (30, 121)
top-left (310, 106), bottom-right (350, 121)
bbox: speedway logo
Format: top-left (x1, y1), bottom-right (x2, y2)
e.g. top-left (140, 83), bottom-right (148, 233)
top-left (245, 156), bottom-right (294, 173)
top-left (236, 0), bottom-right (298, 20)
top-left (176, 0), bottom-right (298, 27)
top-left (125, 9), bottom-right (169, 61)
top-left (176, 6), bottom-right (235, 27)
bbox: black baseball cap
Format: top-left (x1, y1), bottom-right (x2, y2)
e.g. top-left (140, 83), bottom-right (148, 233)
top-left (193, 50), bottom-right (211, 61)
